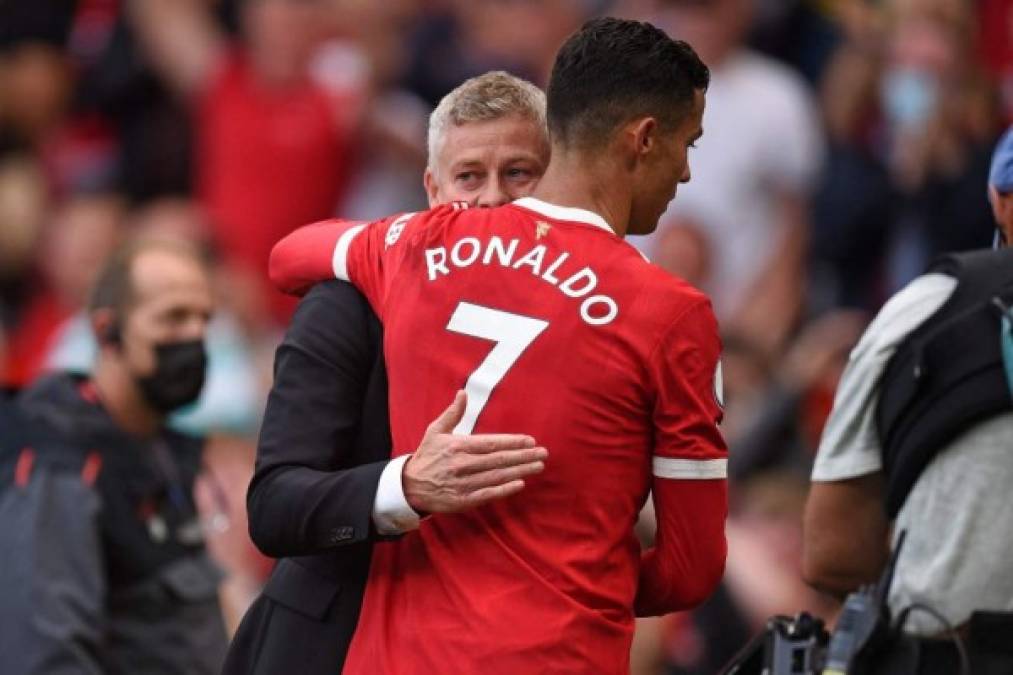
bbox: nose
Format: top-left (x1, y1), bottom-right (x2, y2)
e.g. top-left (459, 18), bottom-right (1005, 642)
top-left (474, 175), bottom-right (511, 208)
top-left (680, 163), bottom-right (692, 184)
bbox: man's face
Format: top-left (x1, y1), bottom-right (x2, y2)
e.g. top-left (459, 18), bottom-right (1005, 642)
top-left (118, 250), bottom-right (214, 379)
top-left (628, 89), bottom-right (705, 236)
top-left (989, 185), bottom-right (1013, 246)
top-left (424, 114), bottom-right (549, 208)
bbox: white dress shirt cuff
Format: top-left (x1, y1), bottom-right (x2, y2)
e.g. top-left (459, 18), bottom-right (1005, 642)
top-left (372, 455), bottom-right (421, 535)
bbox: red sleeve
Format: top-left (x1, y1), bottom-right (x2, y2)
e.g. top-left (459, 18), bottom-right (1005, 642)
top-left (268, 213), bottom-right (421, 310)
top-left (635, 299), bottom-right (728, 616)
top-left (268, 219), bottom-right (365, 297)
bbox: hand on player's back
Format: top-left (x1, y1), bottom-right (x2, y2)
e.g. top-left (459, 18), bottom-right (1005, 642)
top-left (404, 391), bottom-right (548, 514)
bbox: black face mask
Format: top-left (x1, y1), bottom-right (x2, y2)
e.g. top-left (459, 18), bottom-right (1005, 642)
top-left (137, 339), bottom-right (208, 414)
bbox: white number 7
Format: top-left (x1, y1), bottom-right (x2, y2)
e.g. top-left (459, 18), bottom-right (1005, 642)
top-left (446, 302), bottom-right (549, 434)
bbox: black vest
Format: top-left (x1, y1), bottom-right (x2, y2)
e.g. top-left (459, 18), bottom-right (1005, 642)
top-left (876, 248), bottom-right (1013, 518)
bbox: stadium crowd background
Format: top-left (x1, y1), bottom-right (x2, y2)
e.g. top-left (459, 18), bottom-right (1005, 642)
top-left (0, 0), bottom-right (1009, 672)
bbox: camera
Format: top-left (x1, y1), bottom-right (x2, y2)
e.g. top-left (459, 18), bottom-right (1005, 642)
top-left (721, 612), bottom-right (830, 675)
top-left (721, 534), bottom-right (906, 675)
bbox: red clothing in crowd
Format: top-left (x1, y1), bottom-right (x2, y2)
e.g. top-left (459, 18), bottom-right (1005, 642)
top-left (197, 51), bottom-right (362, 322)
top-left (980, 0), bottom-right (1013, 123)
top-left (270, 199), bottom-right (728, 674)
top-left (3, 291), bottom-right (72, 388)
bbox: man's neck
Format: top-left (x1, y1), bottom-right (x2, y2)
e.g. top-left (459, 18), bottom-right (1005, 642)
top-left (92, 358), bottom-right (162, 439)
top-left (531, 146), bottom-right (633, 238)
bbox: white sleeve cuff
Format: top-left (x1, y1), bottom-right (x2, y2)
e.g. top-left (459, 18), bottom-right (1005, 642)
top-left (332, 224), bottom-right (365, 281)
top-left (372, 455), bottom-right (421, 535)
top-left (652, 456), bottom-right (727, 479)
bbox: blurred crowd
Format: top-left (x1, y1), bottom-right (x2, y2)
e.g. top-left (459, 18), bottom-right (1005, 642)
top-left (0, 0), bottom-right (1009, 672)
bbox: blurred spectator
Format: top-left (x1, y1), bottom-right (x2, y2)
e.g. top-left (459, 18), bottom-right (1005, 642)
top-left (75, 13), bottom-right (195, 201)
top-left (45, 198), bottom-right (270, 438)
top-left (0, 156), bottom-right (47, 322)
top-left (0, 3), bottom-right (131, 198)
top-left (728, 310), bottom-right (869, 479)
top-left (0, 237), bottom-right (227, 673)
top-left (813, 0), bottom-right (1000, 310)
top-left (746, 0), bottom-right (841, 85)
top-left (651, 221), bottom-right (711, 290)
top-left (0, 42), bottom-right (74, 156)
top-left (402, 0), bottom-right (592, 106)
top-left (2, 193), bottom-right (125, 387)
top-left (129, 0), bottom-right (372, 324)
top-left (979, 0), bottom-right (1013, 124)
top-left (196, 434), bottom-right (274, 634)
top-left (624, 0), bottom-right (824, 358)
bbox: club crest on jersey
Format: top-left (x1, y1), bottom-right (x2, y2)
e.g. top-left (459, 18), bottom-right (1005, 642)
top-left (385, 213), bottom-right (415, 249)
top-left (536, 221), bottom-right (551, 240)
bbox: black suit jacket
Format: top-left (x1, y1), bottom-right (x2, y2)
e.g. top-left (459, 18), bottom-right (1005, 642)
top-left (223, 281), bottom-right (392, 675)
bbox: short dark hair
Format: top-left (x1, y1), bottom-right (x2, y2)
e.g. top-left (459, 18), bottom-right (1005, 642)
top-left (547, 17), bottom-right (709, 147)
top-left (89, 237), bottom-right (207, 320)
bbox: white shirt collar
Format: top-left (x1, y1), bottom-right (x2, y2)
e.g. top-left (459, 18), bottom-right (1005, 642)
top-left (512, 197), bottom-right (615, 235)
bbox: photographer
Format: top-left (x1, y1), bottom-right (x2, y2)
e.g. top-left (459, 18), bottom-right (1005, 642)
top-left (802, 127), bottom-right (1013, 673)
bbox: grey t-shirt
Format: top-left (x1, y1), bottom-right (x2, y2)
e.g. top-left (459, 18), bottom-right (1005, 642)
top-left (812, 273), bottom-right (1013, 634)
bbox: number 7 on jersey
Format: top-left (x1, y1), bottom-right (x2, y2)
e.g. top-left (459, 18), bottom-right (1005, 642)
top-left (446, 302), bottom-right (549, 435)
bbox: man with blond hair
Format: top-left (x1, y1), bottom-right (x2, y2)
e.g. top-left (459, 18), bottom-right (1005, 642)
top-left (223, 71), bottom-right (551, 675)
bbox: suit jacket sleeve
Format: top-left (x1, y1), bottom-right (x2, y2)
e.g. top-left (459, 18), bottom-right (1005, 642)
top-left (247, 280), bottom-right (393, 558)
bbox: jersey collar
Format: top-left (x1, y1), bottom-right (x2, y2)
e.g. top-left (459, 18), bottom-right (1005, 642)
top-left (512, 197), bottom-right (615, 236)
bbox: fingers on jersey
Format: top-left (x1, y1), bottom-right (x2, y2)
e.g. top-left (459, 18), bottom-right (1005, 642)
top-left (461, 460), bottom-right (546, 491)
top-left (454, 435), bottom-right (539, 454)
top-left (457, 480), bottom-right (528, 508)
top-left (403, 441), bottom-right (547, 514)
top-left (406, 394), bottom-right (548, 514)
top-left (454, 447), bottom-right (547, 475)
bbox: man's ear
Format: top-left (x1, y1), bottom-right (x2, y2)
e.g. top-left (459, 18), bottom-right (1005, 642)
top-left (91, 308), bottom-right (120, 349)
top-left (423, 168), bottom-right (440, 208)
top-left (629, 117), bottom-right (658, 157)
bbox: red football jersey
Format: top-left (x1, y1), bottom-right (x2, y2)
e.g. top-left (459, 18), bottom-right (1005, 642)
top-left (272, 198), bottom-right (728, 674)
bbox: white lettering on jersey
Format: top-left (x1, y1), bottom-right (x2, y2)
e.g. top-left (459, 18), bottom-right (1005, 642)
top-left (422, 237), bottom-right (619, 326)
top-left (512, 245), bottom-right (546, 275)
top-left (482, 236), bottom-right (519, 266)
top-left (425, 248), bottom-right (450, 281)
top-left (559, 267), bottom-right (597, 298)
top-left (541, 251), bottom-right (569, 284)
top-left (581, 295), bottom-right (619, 326)
top-left (451, 237), bottom-right (482, 267)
